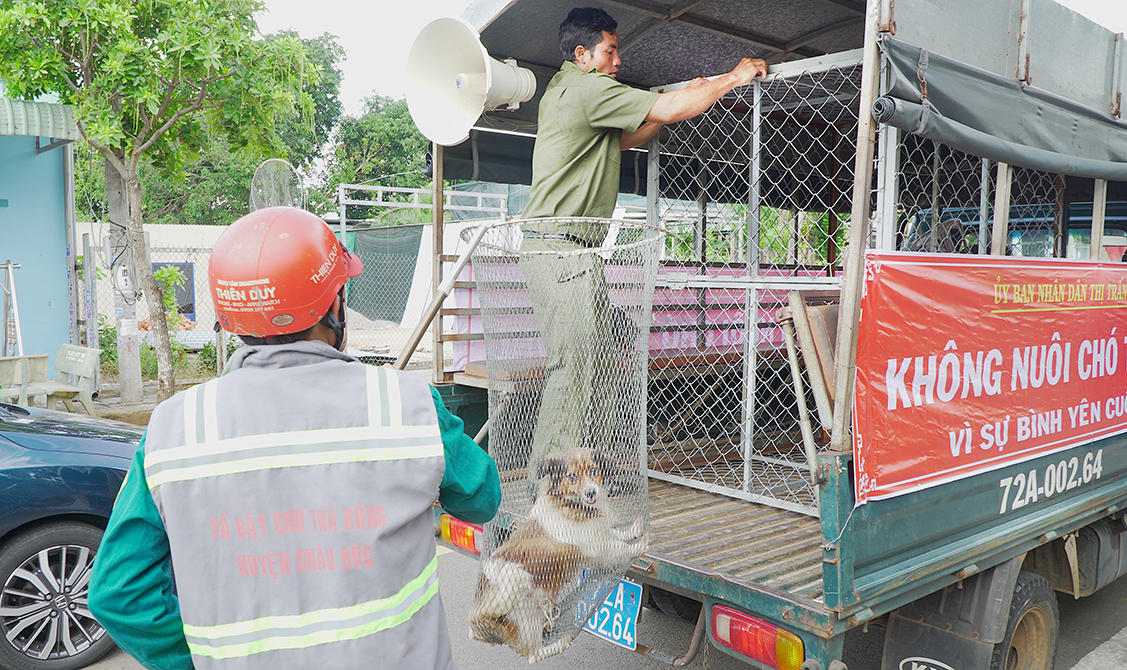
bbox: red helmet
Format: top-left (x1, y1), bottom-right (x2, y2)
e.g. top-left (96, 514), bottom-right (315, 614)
top-left (209, 207), bottom-right (364, 337)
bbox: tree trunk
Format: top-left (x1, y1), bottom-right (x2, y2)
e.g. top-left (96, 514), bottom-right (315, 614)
top-left (105, 156), bottom-right (142, 404)
top-left (124, 170), bottom-right (177, 402)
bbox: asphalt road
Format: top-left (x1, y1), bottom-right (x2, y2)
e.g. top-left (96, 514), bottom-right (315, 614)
top-left (87, 543), bottom-right (1127, 670)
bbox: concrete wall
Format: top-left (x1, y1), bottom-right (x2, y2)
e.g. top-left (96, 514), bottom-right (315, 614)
top-left (0, 136), bottom-right (71, 370)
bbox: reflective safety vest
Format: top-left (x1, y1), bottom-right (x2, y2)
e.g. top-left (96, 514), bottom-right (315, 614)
top-left (144, 356), bottom-right (452, 669)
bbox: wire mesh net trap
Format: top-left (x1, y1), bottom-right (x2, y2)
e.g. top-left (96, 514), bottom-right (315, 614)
top-left (467, 218), bottom-right (661, 662)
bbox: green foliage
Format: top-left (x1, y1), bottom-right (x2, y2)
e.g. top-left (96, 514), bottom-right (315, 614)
top-left (68, 30), bottom-right (344, 226)
top-left (153, 265), bottom-right (187, 314)
top-left (199, 337), bottom-right (242, 372)
top-left (0, 0), bottom-right (318, 397)
top-left (0, 0), bottom-right (315, 170)
top-left (140, 341), bottom-right (188, 380)
top-left (374, 185), bottom-right (437, 226)
top-left (316, 95), bottom-right (429, 218)
top-left (74, 255), bottom-right (107, 282)
top-left (75, 143), bottom-right (108, 222)
top-left (270, 31), bottom-right (345, 170)
top-left (140, 137), bottom-right (264, 225)
top-left (98, 316), bottom-right (118, 375)
top-left (664, 206), bottom-right (850, 265)
top-left (97, 314), bottom-right (187, 379)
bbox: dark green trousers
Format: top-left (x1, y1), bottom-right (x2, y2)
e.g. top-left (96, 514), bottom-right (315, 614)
top-left (519, 238), bottom-right (624, 481)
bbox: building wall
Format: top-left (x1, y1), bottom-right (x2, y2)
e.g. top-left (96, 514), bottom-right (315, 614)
top-left (0, 136), bottom-right (70, 370)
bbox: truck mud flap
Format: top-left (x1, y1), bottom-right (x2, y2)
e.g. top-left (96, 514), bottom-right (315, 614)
top-left (880, 555), bottom-right (1023, 670)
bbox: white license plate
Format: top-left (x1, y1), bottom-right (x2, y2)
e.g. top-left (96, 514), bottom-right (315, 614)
top-left (583, 578), bottom-right (642, 650)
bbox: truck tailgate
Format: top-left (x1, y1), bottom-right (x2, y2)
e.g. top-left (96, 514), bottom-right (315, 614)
top-left (648, 478), bottom-right (825, 602)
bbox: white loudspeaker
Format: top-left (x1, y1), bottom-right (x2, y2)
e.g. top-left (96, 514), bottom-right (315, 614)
top-left (406, 17), bottom-right (536, 146)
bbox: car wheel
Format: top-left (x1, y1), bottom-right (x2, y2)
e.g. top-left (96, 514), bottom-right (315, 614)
top-left (650, 587), bottom-right (702, 623)
top-left (0, 523), bottom-right (115, 670)
top-left (989, 571), bottom-right (1059, 670)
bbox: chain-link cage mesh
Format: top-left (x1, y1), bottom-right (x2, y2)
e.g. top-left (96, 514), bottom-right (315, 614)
top-left (893, 137), bottom-right (1068, 259)
top-left (468, 218), bottom-right (660, 663)
top-left (645, 58), bottom-right (863, 515)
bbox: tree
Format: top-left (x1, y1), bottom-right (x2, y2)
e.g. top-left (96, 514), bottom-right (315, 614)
top-left (317, 95), bottom-right (429, 219)
top-left (0, 0), bottom-right (314, 401)
top-left (73, 31), bottom-right (345, 227)
top-left (272, 31), bottom-right (344, 170)
top-left (140, 135), bottom-right (262, 225)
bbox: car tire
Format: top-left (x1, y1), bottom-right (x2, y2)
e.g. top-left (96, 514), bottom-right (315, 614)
top-left (989, 571), bottom-right (1059, 670)
top-left (650, 587), bottom-right (702, 623)
top-left (0, 522), bottom-right (115, 670)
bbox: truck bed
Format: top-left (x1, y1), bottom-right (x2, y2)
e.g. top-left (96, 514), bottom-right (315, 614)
top-left (647, 478), bottom-right (825, 603)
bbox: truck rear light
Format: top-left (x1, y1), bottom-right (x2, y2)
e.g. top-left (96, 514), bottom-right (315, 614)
top-left (711, 604), bottom-right (804, 670)
top-left (440, 513), bottom-right (482, 555)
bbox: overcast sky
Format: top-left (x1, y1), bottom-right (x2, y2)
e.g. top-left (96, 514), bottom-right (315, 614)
top-left (255, 0), bottom-right (1127, 118)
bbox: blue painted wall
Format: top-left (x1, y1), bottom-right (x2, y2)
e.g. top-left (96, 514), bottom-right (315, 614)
top-left (0, 135), bottom-right (71, 370)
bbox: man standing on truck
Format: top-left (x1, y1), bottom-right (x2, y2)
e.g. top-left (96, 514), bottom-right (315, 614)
top-left (520, 6), bottom-right (768, 481)
top-left (88, 206), bottom-right (501, 670)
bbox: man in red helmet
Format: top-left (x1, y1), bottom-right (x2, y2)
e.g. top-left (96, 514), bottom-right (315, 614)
top-left (88, 207), bottom-right (500, 670)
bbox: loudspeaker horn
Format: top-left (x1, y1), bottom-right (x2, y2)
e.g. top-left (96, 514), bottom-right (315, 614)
top-left (406, 17), bottom-right (536, 146)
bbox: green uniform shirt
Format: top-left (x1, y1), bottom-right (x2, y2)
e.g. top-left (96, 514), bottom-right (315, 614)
top-left (523, 61), bottom-right (659, 239)
top-left (88, 387), bottom-right (499, 670)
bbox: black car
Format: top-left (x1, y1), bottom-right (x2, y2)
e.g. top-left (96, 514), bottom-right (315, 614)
top-left (0, 402), bottom-right (141, 670)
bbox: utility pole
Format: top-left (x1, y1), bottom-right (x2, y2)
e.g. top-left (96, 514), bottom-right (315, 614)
top-left (105, 157), bottom-right (142, 403)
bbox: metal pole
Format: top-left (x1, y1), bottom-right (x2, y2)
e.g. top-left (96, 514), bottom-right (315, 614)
top-left (2, 262), bottom-right (24, 356)
top-left (783, 316), bottom-right (819, 487)
top-left (647, 135), bottom-right (661, 254)
top-left (978, 159), bottom-right (992, 256)
top-left (830, 0), bottom-right (883, 452)
top-left (1091, 179), bottom-right (1108, 260)
top-left (65, 143), bottom-right (79, 346)
top-left (875, 122), bottom-right (900, 251)
top-left (928, 144), bottom-right (940, 252)
top-left (337, 183), bottom-right (346, 244)
top-left (749, 78), bottom-right (762, 273)
top-left (431, 142), bottom-right (446, 382)
top-left (742, 79), bottom-right (764, 491)
top-left (990, 162), bottom-right (1012, 255)
top-left (82, 235), bottom-right (98, 391)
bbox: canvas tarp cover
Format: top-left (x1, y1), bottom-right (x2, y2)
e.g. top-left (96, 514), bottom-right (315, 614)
top-left (873, 37), bottom-right (1127, 181)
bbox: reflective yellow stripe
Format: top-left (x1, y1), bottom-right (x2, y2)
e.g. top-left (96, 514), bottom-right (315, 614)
top-left (146, 424), bottom-right (440, 469)
top-left (385, 371), bottom-right (403, 427)
top-left (183, 385), bottom-right (199, 447)
top-left (184, 557), bottom-right (438, 659)
top-left (146, 440), bottom-right (442, 489)
top-left (202, 380), bottom-right (219, 444)
top-left (365, 366), bottom-right (382, 428)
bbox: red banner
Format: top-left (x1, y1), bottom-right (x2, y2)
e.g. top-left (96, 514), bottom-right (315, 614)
top-left (853, 252), bottom-right (1127, 503)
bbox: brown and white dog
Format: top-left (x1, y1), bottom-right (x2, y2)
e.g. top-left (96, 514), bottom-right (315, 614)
top-left (469, 447), bottom-right (647, 663)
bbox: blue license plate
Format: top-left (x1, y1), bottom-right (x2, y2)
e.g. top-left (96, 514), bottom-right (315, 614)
top-left (583, 578), bottom-right (642, 650)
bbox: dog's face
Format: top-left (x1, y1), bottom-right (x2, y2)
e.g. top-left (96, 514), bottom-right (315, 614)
top-left (536, 448), bottom-right (619, 513)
